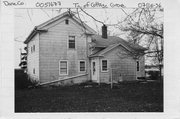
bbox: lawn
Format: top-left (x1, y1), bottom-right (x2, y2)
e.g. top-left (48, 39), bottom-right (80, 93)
top-left (15, 81), bottom-right (163, 112)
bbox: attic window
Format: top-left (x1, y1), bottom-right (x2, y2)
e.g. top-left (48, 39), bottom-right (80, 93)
top-left (65, 19), bottom-right (69, 25)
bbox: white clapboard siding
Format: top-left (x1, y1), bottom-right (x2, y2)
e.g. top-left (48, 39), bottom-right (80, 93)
top-left (136, 56), bottom-right (145, 78)
top-left (98, 45), bottom-right (145, 83)
top-left (27, 33), bottom-right (39, 81)
top-left (39, 16), bottom-right (89, 83)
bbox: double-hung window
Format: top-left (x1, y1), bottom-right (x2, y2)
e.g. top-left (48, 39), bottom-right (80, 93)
top-left (33, 45), bottom-right (35, 52)
top-left (33, 68), bottom-right (35, 74)
top-left (137, 61), bottom-right (140, 71)
top-left (59, 60), bottom-right (68, 75)
top-left (101, 60), bottom-right (108, 72)
top-left (79, 61), bottom-right (86, 72)
top-left (69, 36), bottom-right (75, 49)
top-left (30, 45), bottom-right (35, 53)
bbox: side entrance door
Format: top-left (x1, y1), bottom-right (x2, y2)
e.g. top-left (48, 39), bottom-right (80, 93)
top-left (91, 60), bottom-right (98, 82)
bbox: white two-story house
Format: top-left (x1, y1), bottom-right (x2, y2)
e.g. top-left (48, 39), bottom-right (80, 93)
top-left (24, 11), bottom-right (146, 85)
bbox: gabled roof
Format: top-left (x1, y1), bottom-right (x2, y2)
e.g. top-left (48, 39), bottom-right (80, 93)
top-left (89, 43), bottom-right (121, 57)
top-left (91, 35), bottom-right (146, 50)
top-left (89, 35), bottom-right (147, 57)
top-left (24, 11), bottom-right (96, 44)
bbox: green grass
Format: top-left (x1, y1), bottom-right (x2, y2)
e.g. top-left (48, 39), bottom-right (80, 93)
top-left (15, 81), bottom-right (163, 112)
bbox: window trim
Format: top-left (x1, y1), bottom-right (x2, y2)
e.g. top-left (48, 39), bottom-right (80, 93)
top-left (79, 60), bottom-right (86, 72)
top-left (68, 35), bottom-right (76, 49)
top-left (59, 60), bottom-right (68, 75)
top-left (136, 60), bottom-right (140, 72)
top-left (101, 59), bottom-right (108, 72)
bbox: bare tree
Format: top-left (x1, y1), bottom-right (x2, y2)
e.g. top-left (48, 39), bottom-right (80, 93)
top-left (117, 6), bottom-right (164, 79)
top-left (19, 47), bottom-right (27, 71)
top-left (70, 6), bottom-right (163, 79)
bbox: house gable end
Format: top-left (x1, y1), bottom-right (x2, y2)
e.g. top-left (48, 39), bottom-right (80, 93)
top-left (90, 42), bottom-right (136, 58)
top-left (37, 12), bottom-right (96, 34)
top-left (43, 16), bottom-right (93, 35)
top-left (24, 11), bottom-right (96, 44)
top-left (102, 44), bottom-right (134, 57)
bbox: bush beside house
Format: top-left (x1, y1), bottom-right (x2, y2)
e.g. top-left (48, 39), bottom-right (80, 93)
top-left (15, 69), bottom-right (36, 89)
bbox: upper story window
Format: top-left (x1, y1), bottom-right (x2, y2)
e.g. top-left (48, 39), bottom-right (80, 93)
top-left (30, 45), bottom-right (35, 53)
top-left (137, 61), bottom-right (140, 71)
top-left (79, 60), bottom-right (86, 72)
top-left (69, 36), bottom-right (75, 49)
top-left (31, 46), bottom-right (33, 53)
top-left (65, 19), bottom-right (69, 25)
top-left (33, 45), bottom-right (35, 52)
top-left (33, 68), bottom-right (35, 74)
top-left (101, 60), bottom-right (108, 72)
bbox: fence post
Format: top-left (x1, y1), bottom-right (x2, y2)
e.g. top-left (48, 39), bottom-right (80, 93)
top-left (111, 68), bottom-right (113, 89)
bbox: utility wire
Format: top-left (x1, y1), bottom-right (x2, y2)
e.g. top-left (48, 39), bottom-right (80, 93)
top-left (26, 9), bottom-right (34, 26)
top-left (79, 7), bottom-right (104, 25)
top-left (14, 39), bottom-right (24, 42)
top-left (41, 9), bottom-right (50, 18)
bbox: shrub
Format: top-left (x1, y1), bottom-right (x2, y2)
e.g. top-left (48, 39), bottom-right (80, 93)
top-left (148, 71), bottom-right (160, 80)
top-left (15, 69), bottom-right (37, 89)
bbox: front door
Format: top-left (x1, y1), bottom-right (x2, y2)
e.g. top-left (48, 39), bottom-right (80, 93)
top-left (91, 60), bottom-right (98, 81)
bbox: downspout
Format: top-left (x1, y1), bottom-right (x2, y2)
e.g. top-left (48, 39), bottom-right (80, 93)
top-left (98, 58), bottom-right (101, 85)
top-left (86, 35), bottom-right (91, 81)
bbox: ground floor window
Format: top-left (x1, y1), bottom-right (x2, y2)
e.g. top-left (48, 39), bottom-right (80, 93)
top-left (101, 60), bottom-right (108, 72)
top-left (59, 60), bottom-right (68, 75)
top-left (79, 60), bottom-right (86, 72)
top-left (33, 68), bottom-right (35, 74)
top-left (137, 61), bottom-right (140, 71)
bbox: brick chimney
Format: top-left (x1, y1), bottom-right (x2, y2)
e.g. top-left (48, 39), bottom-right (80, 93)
top-left (102, 24), bottom-right (107, 39)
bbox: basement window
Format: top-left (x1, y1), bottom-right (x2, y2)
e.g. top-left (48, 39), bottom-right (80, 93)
top-left (65, 19), bottom-right (69, 25)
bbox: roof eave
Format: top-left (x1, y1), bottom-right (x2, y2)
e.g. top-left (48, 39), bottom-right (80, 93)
top-left (84, 32), bottom-right (95, 35)
top-left (24, 28), bottom-right (36, 44)
top-left (88, 55), bottom-right (103, 58)
top-left (24, 28), bottom-right (48, 44)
